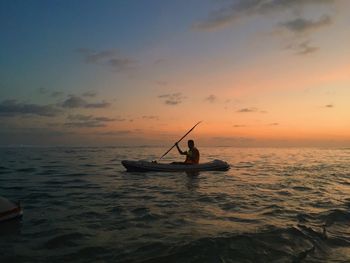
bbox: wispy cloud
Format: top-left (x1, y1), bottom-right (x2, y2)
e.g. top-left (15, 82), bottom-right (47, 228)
top-left (195, 0), bottom-right (335, 54)
top-left (233, 124), bottom-right (247, 128)
top-left (82, 91), bottom-right (97, 97)
top-left (97, 130), bottom-right (132, 136)
top-left (0, 100), bottom-right (61, 117)
top-left (158, 92), bottom-right (186, 105)
top-left (267, 122), bottom-right (279, 126)
top-left (61, 95), bottom-right (110, 109)
top-left (194, 0), bottom-right (334, 31)
top-left (0, 127), bottom-right (75, 137)
top-left (65, 114), bottom-right (117, 128)
top-left (108, 58), bottom-right (135, 72)
top-left (76, 48), bottom-right (115, 64)
top-left (286, 41), bottom-right (319, 55)
top-left (38, 87), bottom-right (64, 98)
top-left (76, 48), bottom-right (136, 72)
top-left (142, 115), bottom-right (159, 120)
top-left (279, 15), bottom-right (332, 34)
top-left (67, 114), bottom-right (116, 122)
top-left (205, 94), bottom-right (217, 103)
top-left (236, 107), bottom-right (258, 113)
top-left (325, 104), bottom-right (334, 108)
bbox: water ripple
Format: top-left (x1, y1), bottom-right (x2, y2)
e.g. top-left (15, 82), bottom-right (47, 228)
top-left (0, 147), bottom-right (349, 262)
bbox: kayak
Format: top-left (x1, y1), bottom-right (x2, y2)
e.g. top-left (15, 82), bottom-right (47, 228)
top-left (0, 196), bottom-right (23, 223)
top-left (121, 159), bottom-right (230, 172)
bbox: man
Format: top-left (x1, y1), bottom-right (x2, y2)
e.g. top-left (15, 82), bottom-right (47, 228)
top-left (175, 139), bottom-right (200, 164)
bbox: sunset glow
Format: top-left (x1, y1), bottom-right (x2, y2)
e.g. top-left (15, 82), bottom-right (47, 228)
top-left (1, 0), bottom-right (349, 147)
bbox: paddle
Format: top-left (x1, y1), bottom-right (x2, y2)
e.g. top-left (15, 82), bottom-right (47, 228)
top-left (159, 121), bottom-right (202, 160)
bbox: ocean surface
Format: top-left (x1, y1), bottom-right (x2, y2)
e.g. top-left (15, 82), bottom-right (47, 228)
top-left (0, 147), bottom-right (350, 262)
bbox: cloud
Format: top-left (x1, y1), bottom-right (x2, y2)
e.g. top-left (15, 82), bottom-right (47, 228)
top-left (268, 123), bottom-right (279, 126)
top-left (279, 15), bottom-right (332, 34)
top-left (85, 101), bottom-right (110, 108)
top-left (61, 96), bottom-right (85, 108)
top-left (325, 104), bottom-right (334, 108)
top-left (108, 58), bottom-right (135, 72)
top-left (286, 41), bottom-right (319, 55)
top-left (97, 130), bottom-right (132, 136)
top-left (38, 88), bottom-right (65, 98)
top-left (233, 124), bottom-right (247, 128)
top-left (205, 94), bottom-right (217, 103)
top-left (158, 92), bottom-right (186, 105)
top-left (64, 122), bottom-right (105, 128)
top-left (114, 117), bottom-right (128, 122)
top-left (142, 115), bottom-right (159, 120)
top-left (236, 107), bottom-right (258, 113)
top-left (37, 88), bottom-right (64, 98)
top-left (65, 114), bottom-right (117, 128)
top-left (194, 0), bottom-right (334, 31)
top-left (67, 114), bottom-right (115, 122)
top-left (194, 0), bottom-right (334, 55)
top-left (0, 127), bottom-right (74, 137)
top-left (0, 100), bottom-right (61, 117)
top-left (82, 91), bottom-right (97, 97)
top-left (76, 48), bottom-right (136, 72)
top-left (61, 95), bottom-right (110, 109)
top-left (76, 48), bottom-right (116, 64)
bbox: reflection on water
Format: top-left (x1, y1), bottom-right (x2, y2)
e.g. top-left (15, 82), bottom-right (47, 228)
top-left (185, 173), bottom-right (200, 191)
top-left (0, 147), bottom-right (350, 262)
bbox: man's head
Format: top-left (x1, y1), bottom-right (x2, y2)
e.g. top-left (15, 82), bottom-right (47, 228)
top-left (188, 139), bottom-right (195, 149)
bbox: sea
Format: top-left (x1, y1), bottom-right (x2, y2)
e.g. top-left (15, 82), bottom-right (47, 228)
top-left (0, 147), bottom-right (349, 262)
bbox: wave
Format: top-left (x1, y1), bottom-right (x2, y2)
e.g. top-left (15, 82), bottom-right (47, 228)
top-left (45, 232), bottom-right (87, 249)
top-left (1, 147), bottom-right (350, 263)
top-left (115, 227), bottom-right (321, 263)
top-left (117, 210), bottom-right (350, 262)
top-left (149, 226), bottom-right (344, 262)
top-left (16, 167), bottom-right (36, 173)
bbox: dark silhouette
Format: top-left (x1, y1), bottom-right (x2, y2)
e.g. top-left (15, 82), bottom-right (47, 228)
top-left (174, 139), bottom-right (200, 164)
top-left (159, 121), bottom-right (202, 160)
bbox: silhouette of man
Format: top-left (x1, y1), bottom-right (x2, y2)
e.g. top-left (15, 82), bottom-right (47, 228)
top-left (175, 139), bottom-right (200, 164)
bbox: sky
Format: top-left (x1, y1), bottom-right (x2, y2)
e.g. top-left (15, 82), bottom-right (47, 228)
top-left (0, 0), bottom-right (349, 147)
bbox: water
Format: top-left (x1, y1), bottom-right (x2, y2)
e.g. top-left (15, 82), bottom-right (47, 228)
top-left (0, 147), bottom-right (350, 262)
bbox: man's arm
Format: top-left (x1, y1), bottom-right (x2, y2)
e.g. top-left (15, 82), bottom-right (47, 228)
top-left (175, 142), bottom-right (186, 155)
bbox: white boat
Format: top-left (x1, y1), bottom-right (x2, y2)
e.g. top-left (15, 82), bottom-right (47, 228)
top-left (121, 159), bottom-right (230, 172)
top-left (0, 196), bottom-right (23, 223)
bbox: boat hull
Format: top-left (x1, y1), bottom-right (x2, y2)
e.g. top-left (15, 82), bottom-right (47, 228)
top-left (0, 197), bottom-right (23, 223)
top-left (121, 159), bottom-right (230, 172)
